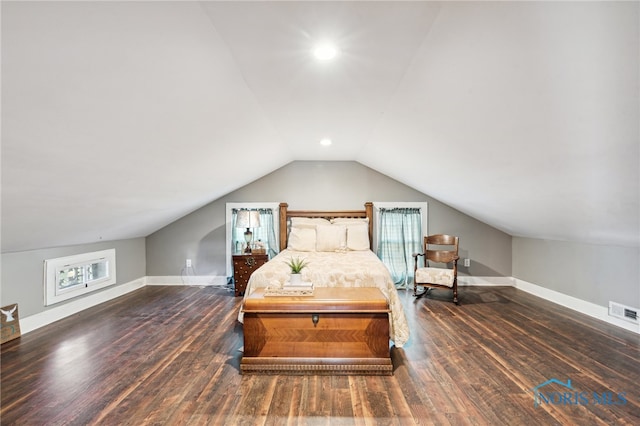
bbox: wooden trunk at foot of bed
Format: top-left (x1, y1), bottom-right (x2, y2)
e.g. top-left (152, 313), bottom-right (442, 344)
top-left (241, 287), bottom-right (392, 375)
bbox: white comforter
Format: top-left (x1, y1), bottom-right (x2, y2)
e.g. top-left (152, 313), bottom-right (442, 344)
top-left (237, 249), bottom-right (410, 348)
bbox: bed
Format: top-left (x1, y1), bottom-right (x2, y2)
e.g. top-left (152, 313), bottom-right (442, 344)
top-left (237, 202), bottom-right (410, 348)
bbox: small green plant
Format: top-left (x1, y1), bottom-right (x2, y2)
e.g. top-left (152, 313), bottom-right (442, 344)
top-left (285, 257), bottom-right (308, 274)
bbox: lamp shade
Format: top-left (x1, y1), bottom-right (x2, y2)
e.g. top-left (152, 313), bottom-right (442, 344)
top-left (236, 210), bottom-right (261, 229)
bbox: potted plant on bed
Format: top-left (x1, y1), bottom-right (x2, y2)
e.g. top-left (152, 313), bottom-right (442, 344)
top-left (285, 257), bottom-right (308, 285)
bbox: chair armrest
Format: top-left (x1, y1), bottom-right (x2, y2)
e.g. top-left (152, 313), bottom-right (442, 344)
top-left (413, 253), bottom-right (425, 271)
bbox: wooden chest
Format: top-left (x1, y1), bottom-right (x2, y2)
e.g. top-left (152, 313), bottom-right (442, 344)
top-left (232, 254), bottom-right (268, 296)
top-left (241, 287), bottom-right (392, 375)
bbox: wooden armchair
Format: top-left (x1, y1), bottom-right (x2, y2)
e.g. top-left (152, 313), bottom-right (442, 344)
top-left (412, 234), bottom-right (460, 304)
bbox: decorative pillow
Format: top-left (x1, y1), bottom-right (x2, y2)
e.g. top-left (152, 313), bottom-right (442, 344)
top-left (291, 217), bottom-right (331, 228)
top-left (346, 224), bottom-right (370, 251)
top-left (287, 227), bottom-right (316, 251)
top-left (315, 225), bottom-right (347, 252)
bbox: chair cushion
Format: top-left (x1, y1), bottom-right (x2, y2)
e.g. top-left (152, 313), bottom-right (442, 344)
top-left (415, 267), bottom-right (455, 287)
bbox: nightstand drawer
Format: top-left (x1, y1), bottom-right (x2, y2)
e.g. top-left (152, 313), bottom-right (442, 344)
top-left (232, 254), bottom-right (268, 296)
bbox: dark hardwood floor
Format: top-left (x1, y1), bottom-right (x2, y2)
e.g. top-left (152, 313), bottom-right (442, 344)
top-left (2, 285), bottom-right (639, 425)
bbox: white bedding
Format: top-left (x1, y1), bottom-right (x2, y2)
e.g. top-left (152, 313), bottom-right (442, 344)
top-left (237, 249), bottom-right (410, 348)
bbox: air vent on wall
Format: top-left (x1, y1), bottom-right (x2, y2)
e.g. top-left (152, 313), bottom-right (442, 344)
top-left (609, 301), bottom-right (639, 324)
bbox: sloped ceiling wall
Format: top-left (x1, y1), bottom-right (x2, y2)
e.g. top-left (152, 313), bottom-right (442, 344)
top-left (2, 1), bottom-right (638, 253)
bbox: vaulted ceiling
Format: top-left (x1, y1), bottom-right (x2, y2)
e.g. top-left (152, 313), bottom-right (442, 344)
top-left (2, 1), bottom-right (638, 253)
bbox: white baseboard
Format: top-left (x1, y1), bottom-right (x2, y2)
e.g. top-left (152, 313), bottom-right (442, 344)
top-left (145, 275), bottom-right (228, 287)
top-left (514, 278), bottom-right (640, 335)
top-left (458, 276), bottom-right (515, 286)
top-left (19, 278), bottom-right (146, 335)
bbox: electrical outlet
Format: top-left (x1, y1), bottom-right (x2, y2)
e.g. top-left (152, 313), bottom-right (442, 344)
top-left (464, 258), bottom-right (471, 267)
top-left (186, 259), bottom-right (192, 268)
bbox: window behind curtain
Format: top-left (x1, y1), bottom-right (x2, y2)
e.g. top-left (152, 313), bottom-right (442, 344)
top-left (376, 207), bottom-right (423, 288)
top-left (231, 208), bottom-right (278, 258)
top-left (225, 202), bottom-right (279, 280)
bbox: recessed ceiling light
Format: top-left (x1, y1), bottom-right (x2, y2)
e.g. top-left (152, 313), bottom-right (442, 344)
top-left (313, 43), bottom-right (338, 61)
top-left (320, 138), bottom-right (332, 146)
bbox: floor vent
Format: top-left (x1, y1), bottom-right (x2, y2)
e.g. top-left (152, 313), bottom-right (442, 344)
top-left (609, 301), bottom-right (639, 324)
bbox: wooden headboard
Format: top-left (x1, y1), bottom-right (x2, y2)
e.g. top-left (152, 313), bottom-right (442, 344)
top-left (279, 202), bottom-right (374, 252)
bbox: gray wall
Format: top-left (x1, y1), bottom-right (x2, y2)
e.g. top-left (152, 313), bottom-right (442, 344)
top-left (4, 161), bottom-right (633, 320)
top-left (513, 237), bottom-right (640, 308)
top-left (146, 161), bottom-right (512, 278)
top-left (1, 238), bottom-right (146, 317)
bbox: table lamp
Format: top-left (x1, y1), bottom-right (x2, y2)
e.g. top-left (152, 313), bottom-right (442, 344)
top-left (236, 210), bottom-right (261, 254)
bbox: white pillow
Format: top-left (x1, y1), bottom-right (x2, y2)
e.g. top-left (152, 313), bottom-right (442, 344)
top-left (346, 224), bottom-right (370, 251)
top-left (315, 225), bottom-right (347, 252)
top-left (331, 217), bottom-right (369, 224)
top-left (287, 227), bottom-right (316, 251)
top-left (291, 217), bottom-right (331, 228)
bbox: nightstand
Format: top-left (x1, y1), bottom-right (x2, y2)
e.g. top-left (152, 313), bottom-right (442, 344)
top-left (232, 253), bottom-right (268, 296)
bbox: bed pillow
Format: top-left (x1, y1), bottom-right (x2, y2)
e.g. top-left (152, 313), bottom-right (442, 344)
top-left (346, 224), bottom-right (370, 251)
top-left (287, 227), bottom-right (316, 251)
top-left (315, 224), bottom-right (347, 252)
top-left (291, 217), bottom-right (331, 228)
top-left (331, 217), bottom-right (369, 224)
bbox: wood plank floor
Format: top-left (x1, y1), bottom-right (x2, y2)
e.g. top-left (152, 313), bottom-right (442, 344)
top-left (2, 285), bottom-right (639, 425)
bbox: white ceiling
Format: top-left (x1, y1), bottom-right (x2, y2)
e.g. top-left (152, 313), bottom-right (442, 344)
top-left (2, 1), bottom-right (638, 253)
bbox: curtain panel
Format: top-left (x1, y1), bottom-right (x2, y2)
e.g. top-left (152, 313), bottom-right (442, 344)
top-left (377, 207), bottom-right (423, 287)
